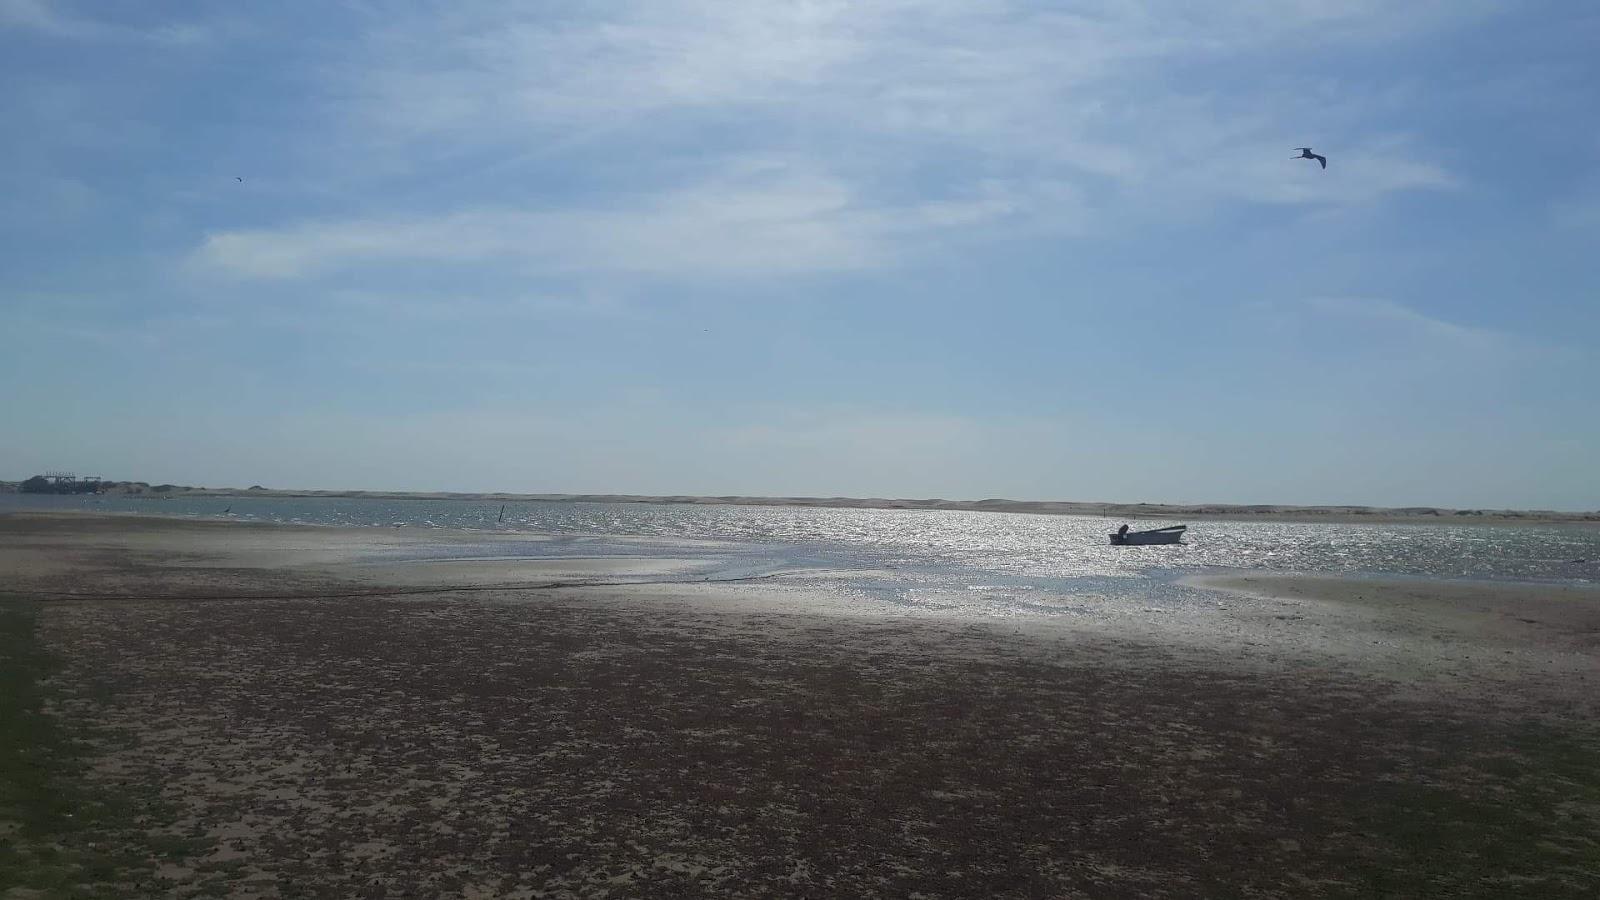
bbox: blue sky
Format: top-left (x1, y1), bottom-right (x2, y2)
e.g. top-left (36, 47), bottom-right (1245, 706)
top-left (2, 1), bottom-right (1597, 508)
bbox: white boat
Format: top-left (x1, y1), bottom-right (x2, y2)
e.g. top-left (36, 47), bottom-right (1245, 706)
top-left (1110, 524), bottom-right (1186, 546)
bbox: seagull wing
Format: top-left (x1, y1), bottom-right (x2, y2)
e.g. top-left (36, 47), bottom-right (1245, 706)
top-left (1314, 154), bottom-right (1326, 169)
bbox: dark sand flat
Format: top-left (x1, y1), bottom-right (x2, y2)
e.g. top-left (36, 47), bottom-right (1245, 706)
top-left (3, 513), bottom-right (1599, 898)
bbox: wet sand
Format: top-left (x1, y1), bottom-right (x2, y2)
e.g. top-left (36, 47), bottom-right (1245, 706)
top-left (3, 513), bottom-right (1599, 897)
top-left (1184, 574), bottom-right (1600, 717)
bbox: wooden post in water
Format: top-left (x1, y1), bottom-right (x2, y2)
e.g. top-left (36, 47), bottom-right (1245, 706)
top-left (498, 504), bottom-right (506, 523)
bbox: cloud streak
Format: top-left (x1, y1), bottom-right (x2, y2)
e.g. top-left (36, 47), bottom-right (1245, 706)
top-left (193, 164), bottom-right (1055, 278)
top-left (335, 0), bottom-right (1484, 186)
top-left (0, 0), bottom-right (213, 44)
top-left (1304, 297), bottom-right (1522, 354)
top-left (186, 1), bottom-right (1488, 281)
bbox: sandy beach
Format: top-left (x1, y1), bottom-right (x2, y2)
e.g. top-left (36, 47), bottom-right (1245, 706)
top-left (3, 512), bottom-right (1599, 898)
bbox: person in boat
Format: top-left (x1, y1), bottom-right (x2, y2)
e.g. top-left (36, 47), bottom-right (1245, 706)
top-left (1116, 524), bottom-right (1130, 539)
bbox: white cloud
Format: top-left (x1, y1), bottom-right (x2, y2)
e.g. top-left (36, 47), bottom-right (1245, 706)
top-left (336, 0), bottom-right (1486, 180)
top-left (193, 163), bottom-right (1053, 279)
top-left (342, 1), bottom-right (1493, 133)
top-left (188, 1), bottom-right (1488, 280)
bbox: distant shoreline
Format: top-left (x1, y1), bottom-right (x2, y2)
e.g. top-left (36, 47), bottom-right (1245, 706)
top-left (7, 483), bottom-right (1596, 526)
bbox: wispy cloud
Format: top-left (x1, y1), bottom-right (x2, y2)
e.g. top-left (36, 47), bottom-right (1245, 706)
top-left (1304, 297), bottom-right (1519, 354)
top-left (339, 1), bottom-right (1493, 137)
top-left (333, 0), bottom-right (1485, 191)
top-left (0, 0), bottom-right (213, 44)
top-left (193, 163), bottom-right (1054, 279)
top-left (321, 289), bottom-right (637, 322)
top-left (1, 0), bottom-right (88, 36)
top-left (188, 2), bottom-right (1490, 281)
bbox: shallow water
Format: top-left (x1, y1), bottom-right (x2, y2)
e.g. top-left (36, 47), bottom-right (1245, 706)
top-left (8, 494), bottom-right (1597, 613)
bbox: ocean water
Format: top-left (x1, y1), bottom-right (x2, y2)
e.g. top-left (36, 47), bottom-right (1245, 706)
top-left (7, 494), bottom-right (1597, 611)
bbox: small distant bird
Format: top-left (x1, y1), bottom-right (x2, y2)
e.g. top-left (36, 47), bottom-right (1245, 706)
top-left (1293, 147), bottom-right (1327, 169)
top-left (236, 176), bottom-right (243, 182)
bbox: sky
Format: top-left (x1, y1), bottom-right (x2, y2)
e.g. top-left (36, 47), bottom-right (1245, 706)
top-left (2, 1), bottom-right (1597, 509)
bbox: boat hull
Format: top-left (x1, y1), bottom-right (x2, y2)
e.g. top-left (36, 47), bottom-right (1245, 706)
top-left (1109, 526), bottom-right (1186, 546)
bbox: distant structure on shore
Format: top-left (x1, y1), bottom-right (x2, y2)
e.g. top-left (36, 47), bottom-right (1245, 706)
top-left (20, 472), bottom-right (103, 494)
top-left (5, 475), bottom-right (181, 495)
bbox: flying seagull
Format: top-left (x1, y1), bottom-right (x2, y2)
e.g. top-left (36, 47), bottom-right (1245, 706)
top-left (236, 176), bottom-right (243, 182)
top-left (1293, 147), bottom-right (1327, 169)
